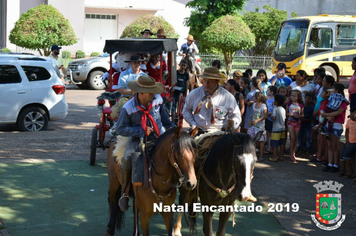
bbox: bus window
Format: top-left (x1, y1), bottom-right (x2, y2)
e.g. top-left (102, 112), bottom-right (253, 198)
top-left (308, 28), bottom-right (332, 49)
top-left (337, 24), bottom-right (356, 46)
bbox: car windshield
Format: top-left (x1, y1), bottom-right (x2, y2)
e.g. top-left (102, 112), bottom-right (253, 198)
top-left (275, 20), bottom-right (309, 56)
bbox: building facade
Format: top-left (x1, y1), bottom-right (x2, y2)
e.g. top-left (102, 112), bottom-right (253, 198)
top-left (0, 0), bottom-right (191, 54)
top-left (1, 0), bottom-right (356, 55)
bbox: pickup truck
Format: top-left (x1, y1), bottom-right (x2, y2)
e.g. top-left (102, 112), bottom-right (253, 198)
top-left (67, 53), bottom-right (117, 90)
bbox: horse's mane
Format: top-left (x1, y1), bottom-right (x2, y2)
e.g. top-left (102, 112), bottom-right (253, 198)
top-left (155, 127), bottom-right (197, 158)
top-left (204, 132), bottom-right (255, 176)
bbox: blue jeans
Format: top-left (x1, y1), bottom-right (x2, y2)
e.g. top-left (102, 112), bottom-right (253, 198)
top-left (297, 125), bottom-right (311, 151)
top-left (341, 142), bottom-right (356, 160)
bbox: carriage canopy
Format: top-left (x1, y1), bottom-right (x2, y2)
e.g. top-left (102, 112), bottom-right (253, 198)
top-left (103, 38), bottom-right (178, 54)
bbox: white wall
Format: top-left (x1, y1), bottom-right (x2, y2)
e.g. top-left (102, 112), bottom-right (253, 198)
top-left (84, 0), bottom-right (165, 10)
top-left (155, 0), bottom-right (191, 49)
top-left (243, 0), bottom-right (356, 17)
top-left (6, 0), bottom-right (20, 49)
top-left (48, 0), bottom-right (85, 54)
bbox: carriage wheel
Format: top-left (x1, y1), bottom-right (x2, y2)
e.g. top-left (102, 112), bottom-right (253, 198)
top-left (90, 128), bottom-right (98, 165)
top-left (99, 113), bottom-right (106, 144)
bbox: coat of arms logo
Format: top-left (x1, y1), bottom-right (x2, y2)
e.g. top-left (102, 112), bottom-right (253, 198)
top-left (311, 180), bottom-right (346, 230)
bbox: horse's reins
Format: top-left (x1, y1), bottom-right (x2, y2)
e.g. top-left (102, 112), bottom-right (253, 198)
top-left (198, 144), bottom-right (241, 199)
top-left (148, 136), bottom-right (186, 203)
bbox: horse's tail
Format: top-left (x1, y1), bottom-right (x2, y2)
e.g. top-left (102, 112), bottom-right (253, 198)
top-left (115, 185), bottom-right (125, 230)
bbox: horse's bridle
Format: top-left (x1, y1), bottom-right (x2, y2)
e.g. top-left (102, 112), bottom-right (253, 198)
top-left (148, 136), bottom-right (186, 203)
top-left (198, 144), bottom-right (242, 199)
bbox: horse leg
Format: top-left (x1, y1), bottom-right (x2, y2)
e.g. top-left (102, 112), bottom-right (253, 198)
top-left (173, 212), bottom-right (182, 236)
top-left (139, 211), bottom-right (151, 236)
top-left (161, 212), bottom-right (174, 236)
top-left (202, 212), bottom-right (214, 236)
top-left (216, 211), bottom-right (233, 236)
top-left (107, 143), bottom-right (121, 235)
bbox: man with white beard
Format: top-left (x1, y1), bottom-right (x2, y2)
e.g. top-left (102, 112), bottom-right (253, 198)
top-left (102, 53), bottom-right (132, 89)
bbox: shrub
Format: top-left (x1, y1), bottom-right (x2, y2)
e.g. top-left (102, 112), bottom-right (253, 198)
top-left (62, 50), bottom-right (71, 59)
top-left (0, 48), bottom-right (11, 52)
top-left (90, 52), bottom-right (100, 57)
top-left (76, 50), bottom-right (85, 59)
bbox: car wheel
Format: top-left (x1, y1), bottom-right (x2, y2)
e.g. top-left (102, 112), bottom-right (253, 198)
top-left (88, 71), bottom-right (105, 90)
top-left (18, 107), bottom-right (48, 131)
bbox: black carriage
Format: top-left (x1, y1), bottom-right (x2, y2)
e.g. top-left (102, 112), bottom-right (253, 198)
top-left (90, 38), bottom-right (180, 165)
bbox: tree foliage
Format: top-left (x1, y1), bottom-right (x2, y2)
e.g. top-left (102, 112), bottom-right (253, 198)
top-left (184, 0), bottom-right (246, 50)
top-left (9, 4), bottom-right (77, 56)
top-left (201, 15), bottom-right (255, 74)
top-left (121, 14), bottom-right (179, 38)
top-left (242, 5), bottom-right (297, 56)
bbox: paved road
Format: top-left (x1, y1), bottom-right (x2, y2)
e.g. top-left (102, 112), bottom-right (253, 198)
top-left (0, 86), bottom-right (106, 164)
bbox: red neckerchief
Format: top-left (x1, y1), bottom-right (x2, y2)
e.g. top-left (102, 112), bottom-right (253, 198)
top-left (137, 100), bottom-right (161, 137)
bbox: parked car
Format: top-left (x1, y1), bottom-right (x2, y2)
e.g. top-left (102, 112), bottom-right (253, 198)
top-left (67, 52), bottom-right (117, 90)
top-left (0, 53), bottom-right (68, 131)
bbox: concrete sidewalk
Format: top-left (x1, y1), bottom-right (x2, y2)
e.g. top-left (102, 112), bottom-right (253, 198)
top-left (0, 160), bottom-right (287, 236)
top-left (252, 151), bottom-right (356, 236)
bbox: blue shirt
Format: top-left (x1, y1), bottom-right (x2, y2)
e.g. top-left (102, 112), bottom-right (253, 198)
top-left (118, 67), bottom-right (147, 96)
top-left (113, 94), bottom-right (174, 138)
top-left (269, 75), bottom-right (292, 88)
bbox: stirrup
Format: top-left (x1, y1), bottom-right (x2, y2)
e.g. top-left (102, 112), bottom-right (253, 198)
top-left (119, 193), bottom-right (130, 203)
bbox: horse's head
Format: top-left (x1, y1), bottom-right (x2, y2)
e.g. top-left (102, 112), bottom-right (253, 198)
top-left (169, 127), bottom-right (198, 190)
top-left (233, 133), bottom-right (257, 202)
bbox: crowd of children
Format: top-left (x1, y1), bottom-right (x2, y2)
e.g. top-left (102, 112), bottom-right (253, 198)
top-left (171, 58), bottom-right (355, 185)
top-left (222, 65), bottom-right (355, 185)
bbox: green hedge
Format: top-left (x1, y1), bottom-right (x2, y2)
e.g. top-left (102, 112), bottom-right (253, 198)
top-left (0, 48), bottom-right (11, 52)
top-left (76, 50), bottom-right (85, 59)
top-left (90, 52), bottom-right (100, 57)
top-left (62, 50), bottom-right (71, 59)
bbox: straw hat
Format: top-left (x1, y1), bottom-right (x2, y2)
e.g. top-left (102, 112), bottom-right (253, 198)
top-left (186, 35), bottom-right (194, 41)
top-left (198, 67), bottom-right (224, 80)
top-left (156, 29), bottom-right (166, 38)
top-left (233, 70), bottom-right (243, 78)
top-left (128, 75), bottom-right (164, 94)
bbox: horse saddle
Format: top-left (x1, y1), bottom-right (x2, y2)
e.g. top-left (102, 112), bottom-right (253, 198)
top-left (194, 130), bottom-right (225, 159)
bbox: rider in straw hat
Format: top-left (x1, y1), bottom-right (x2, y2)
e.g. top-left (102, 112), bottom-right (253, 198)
top-left (111, 75), bottom-right (174, 211)
top-left (183, 67), bottom-right (241, 136)
top-left (178, 35), bottom-right (199, 58)
top-left (182, 67), bottom-right (257, 202)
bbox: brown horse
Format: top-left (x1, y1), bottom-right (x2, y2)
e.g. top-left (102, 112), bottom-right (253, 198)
top-left (184, 52), bottom-right (202, 91)
top-left (106, 127), bottom-right (198, 236)
top-left (174, 132), bottom-right (257, 236)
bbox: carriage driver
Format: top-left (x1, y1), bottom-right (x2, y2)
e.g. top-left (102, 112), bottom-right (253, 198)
top-left (111, 75), bottom-right (175, 212)
top-left (183, 67), bottom-right (241, 135)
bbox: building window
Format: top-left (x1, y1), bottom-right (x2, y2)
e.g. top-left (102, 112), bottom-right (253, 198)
top-left (85, 14), bottom-right (116, 20)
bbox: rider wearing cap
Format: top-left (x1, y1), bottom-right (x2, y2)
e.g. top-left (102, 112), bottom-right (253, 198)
top-left (183, 67), bottom-right (241, 136)
top-left (111, 75), bottom-right (174, 212)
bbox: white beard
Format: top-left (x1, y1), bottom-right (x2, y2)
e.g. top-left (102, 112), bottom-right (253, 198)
top-left (116, 53), bottom-right (133, 71)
